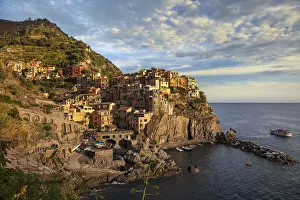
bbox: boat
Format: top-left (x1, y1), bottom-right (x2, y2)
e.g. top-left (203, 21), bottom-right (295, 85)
top-left (95, 141), bottom-right (105, 148)
top-left (197, 143), bottom-right (203, 146)
top-left (182, 146), bottom-right (193, 151)
top-left (270, 129), bottom-right (292, 137)
top-left (246, 159), bottom-right (252, 166)
top-left (210, 142), bottom-right (214, 144)
top-left (176, 147), bottom-right (183, 152)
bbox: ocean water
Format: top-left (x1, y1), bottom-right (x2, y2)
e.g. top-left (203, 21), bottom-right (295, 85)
top-left (90, 103), bottom-right (300, 200)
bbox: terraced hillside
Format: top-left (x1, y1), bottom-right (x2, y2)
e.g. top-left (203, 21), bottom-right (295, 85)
top-left (0, 18), bottom-right (121, 76)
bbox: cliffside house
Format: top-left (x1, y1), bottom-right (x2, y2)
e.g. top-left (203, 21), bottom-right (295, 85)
top-left (129, 110), bottom-right (153, 133)
top-left (116, 106), bottom-right (133, 128)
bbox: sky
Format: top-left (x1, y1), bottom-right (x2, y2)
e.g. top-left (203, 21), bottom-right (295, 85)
top-left (1, 0), bottom-right (300, 103)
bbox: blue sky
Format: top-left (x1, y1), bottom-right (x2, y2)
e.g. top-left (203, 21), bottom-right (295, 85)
top-left (1, 0), bottom-right (300, 102)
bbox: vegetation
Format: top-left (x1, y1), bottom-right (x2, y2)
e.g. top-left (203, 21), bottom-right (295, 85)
top-left (0, 61), bottom-right (8, 81)
top-left (8, 107), bottom-right (21, 120)
top-left (0, 142), bottom-right (85, 200)
top-left (0, 94), bottom-right (23, 107)
top-left (130, 162), bottom-right (160, 200)
top-left (43, 104), bottom-right (52, 114)
top-left (0, 18), bottom-right (121, 76)
top-left (43, 123), bottom-right (52, 132)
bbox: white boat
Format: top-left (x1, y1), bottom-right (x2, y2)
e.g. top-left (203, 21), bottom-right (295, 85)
top-left (182, 146), bottom-right (193, 151)
top-left (210, 142), bottom-right (214, 144)
top-left (270, 129), bottom-right (292, 137)
top-left (197, 143), bottom-right (203, 146)
top-left (176, 147), bottom-right (183, 152)
top-left (246, 160), bottom-right (252, 166)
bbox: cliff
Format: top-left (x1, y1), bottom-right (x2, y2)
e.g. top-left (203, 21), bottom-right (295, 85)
top-left (145, 103), bottom-right (221, 147)
top-left (0, 18), bottom-right (121, 76)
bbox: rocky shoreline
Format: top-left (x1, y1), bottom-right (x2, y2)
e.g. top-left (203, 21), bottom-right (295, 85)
top-left (215, 129), bottom-right (297, 165)
top-left (81, 145), bottom-right (181, 192)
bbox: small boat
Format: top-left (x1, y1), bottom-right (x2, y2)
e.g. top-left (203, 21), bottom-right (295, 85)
top-left (95, 141), bottom-right (105, 148)
top-left (182, 146), bottom-right (193, 151)
top-left (210, 142), bottom-right (214, 144)
top-left (246, 159), bottom-right (252, 166)
top-left (270, 129), bottom-right (292, 137)
top-left (176, 147), bottom-right (183, 152)
top-left (190, 144), bottom-right (197, 149)
top-left (197, 143), bottom-right (203, 146)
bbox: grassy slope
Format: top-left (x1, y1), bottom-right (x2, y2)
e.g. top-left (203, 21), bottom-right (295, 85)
top-left (0, 18), bottom-right (121, 76)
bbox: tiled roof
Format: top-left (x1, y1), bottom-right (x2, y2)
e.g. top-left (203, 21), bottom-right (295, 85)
top-left (119, 106), bottom-right (131, 111)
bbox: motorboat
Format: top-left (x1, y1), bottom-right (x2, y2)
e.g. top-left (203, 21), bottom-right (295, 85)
top-left (176, 147), bottom-right (183, 152)
top-left (270, 129), bottom-right (292, 137)
top-left (246, 160), bottom-right (252, 166)
top-left (182, 146), bottom-right (193, 151)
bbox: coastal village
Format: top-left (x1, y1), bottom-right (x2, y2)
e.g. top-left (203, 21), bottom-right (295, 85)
top-left (4, 60), bottom-right (204, 172)
top-left (0, 14), bottom-right (298, 199)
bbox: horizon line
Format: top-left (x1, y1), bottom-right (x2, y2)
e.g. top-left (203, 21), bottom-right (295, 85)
top-left (209, 102), bottom-right (300, 104)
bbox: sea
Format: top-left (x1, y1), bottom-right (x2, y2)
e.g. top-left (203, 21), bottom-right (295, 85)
top-left (88, 103), bottom-right (300, 200)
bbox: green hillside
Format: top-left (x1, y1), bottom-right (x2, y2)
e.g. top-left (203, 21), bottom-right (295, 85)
top-left (0, 18), bottom-right (121, 76)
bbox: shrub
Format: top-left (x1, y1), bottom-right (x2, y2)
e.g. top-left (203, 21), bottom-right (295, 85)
top-left (0, 69), bottom-right (7, 81)
top-left (48, 92), bottom-right (56, 100)
top-left (8, 107), bottom-right (21, 120)
top-left (7, 85), bottom-right (18, 95)
top-left (0, 94), bottom-right (11, 104)
top-left (43, 104), bottom-right (52, 114)
top-left (43, 123), bottom-right (52, 132)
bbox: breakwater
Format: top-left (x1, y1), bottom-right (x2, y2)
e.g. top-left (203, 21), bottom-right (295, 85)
top-left (216, 129), bottom-right (297, 165)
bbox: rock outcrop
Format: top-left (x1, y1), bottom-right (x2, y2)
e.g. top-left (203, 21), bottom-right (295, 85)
top-left (216, 129), bottom-right (297, 165)
top-left (145, 103), bottom-right (221, 146)
top-left (114, 147), bottom-right (181, 183)
top-left (188, 165), bottom-right (200, 173)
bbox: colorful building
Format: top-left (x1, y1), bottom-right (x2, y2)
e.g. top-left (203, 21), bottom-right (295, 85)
top-left (129, 111), bottom-right (153, 133)
top-left (116, 106), bottom-right (133, 128)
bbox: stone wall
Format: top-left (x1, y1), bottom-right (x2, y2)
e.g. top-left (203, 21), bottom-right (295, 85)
top-left (91, 149), bottom-right (113, 167)
top-left (18, 108), bottom-right (85, 140)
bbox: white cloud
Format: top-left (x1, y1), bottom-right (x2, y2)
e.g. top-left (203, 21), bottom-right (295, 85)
top-left (170, 64), bottom-right (191, 70)
top-left (143, 17), bottom-right (152, 22)
top-left (182, 62), bottom-right (300, 76)
top-left (111, 28), bottom-right (120, 34)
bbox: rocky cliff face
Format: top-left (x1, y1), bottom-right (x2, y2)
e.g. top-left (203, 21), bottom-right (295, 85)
top-left (145, 103), bottom-right (221, 146)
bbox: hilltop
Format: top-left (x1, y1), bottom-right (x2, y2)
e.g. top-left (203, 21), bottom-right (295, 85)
top-left (0, 18), bottom-right (121, 76)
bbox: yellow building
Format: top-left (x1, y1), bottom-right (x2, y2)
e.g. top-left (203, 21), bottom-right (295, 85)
top-left (68, 107), bottom-right (89, 126)
top-left (82, 105), bottom-right (94, 114)
top-left (159, 78), bottom-right (169, 89)
top-left (129, 111), bottom-right (153, 133)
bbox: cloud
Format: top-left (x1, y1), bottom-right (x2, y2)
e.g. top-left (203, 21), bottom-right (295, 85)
top-left (111, 28), bottom-right (120, 34)
top-left (182, 62), bottom-right (300, 76)
top-left (170, 64), bottom-right (191, 70)
top-left (1, 0), bottom-right (300, 102)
